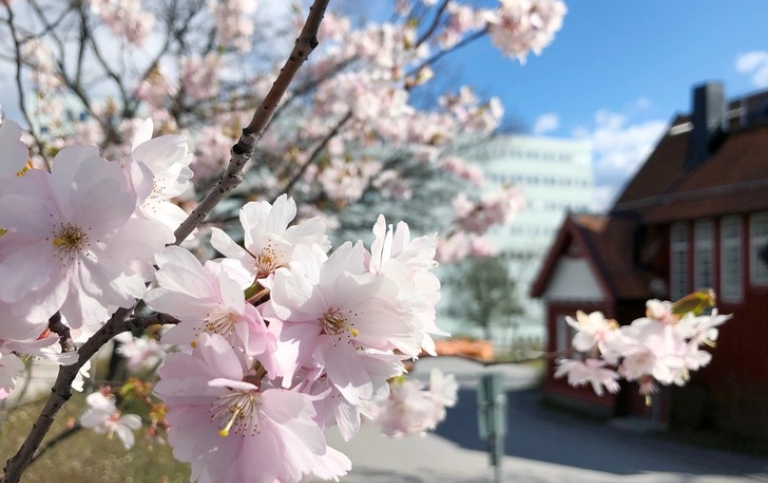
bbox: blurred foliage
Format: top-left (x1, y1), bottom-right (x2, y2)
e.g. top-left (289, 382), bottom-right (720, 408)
top-left (442, 255), bottom-right (525, 340)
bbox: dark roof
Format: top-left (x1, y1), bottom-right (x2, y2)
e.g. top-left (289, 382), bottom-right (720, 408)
top-left (643, 123), bottom-right (768, 223)
top-left (611, 89), bottom-right (768, 222)
top-left (530, 213), bottom-right (652, 301)
top-left (611, 114), bottom-right (691, 215)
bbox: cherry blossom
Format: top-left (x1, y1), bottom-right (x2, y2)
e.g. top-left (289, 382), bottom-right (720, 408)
top-left (211, 194), bottom-right (330, 281)
top-left (557, 296), bottom-right (731, 401)
top-left (372, 368), bottom-right (458, 437)
top-left (487, 0), bottom-right (567, 63)
top-left (555, 358), bottom-right (621, 397)
top-left (145, 246), bottom-right (276, 367)
top-left (0, 147), bottom-right (166, 326)
top-left (154, 333), bottom-right (349, 483)
top-left (88, 0), bottom-right (155, 45)
top-left (0, 120), bottom-right (28, 178)
top-left (79, 391), bottom-right (142, 450)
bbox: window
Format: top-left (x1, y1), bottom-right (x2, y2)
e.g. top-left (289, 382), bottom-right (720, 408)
top-left (555, 315), bottom-right (571, 353)
top-left (670, 222), bottom-right (689, 300)
top-left (750, 212), bottom-right (768, 285)
top-left (693, 219), bottom-right (714, 290)
top-left (720, 216), bottom-right (743, 301)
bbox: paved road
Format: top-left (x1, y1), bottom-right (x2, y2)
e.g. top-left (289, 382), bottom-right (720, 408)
top-left (323, 357), bottom-right (768, 483)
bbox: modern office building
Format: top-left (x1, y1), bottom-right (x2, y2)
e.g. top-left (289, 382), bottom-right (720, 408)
top-left (439, 134), bottom-right (594, 347)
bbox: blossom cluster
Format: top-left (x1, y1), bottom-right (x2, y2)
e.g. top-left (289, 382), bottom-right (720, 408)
top-left (149, 200), bottom-right (452, 481)
top-left (0, 113), bottom-right (456, 481)
top-left (0, 117), bottom-right (190, 396)
top-left (4, 1), bottom-right (568, 268)
top-left (554, 293), bottom-right (730, 402)
top-left (372, 368), bottom-right (458, 437)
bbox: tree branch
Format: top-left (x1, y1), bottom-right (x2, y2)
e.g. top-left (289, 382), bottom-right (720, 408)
top-left (3, 4), bottom-right (48, 167)
top-left (48, 313), bottom-right (76, 354)
top-left (0, 311), bottom-right (179, 483)
top-left (406, 27), bottom-right (488, 79)
top-left (413, 0), bottom-right (451, 49)
top-left (173, 0), bottom-right (331, 245)
top-left (272, 110), bottom-right (353, 203)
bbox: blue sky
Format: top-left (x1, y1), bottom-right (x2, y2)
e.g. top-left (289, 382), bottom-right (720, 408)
top-left (432, 1), bottom-right (768, 208)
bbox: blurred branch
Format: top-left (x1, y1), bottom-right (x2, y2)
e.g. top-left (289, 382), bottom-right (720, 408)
top-left (407, 27), bottom-right (488, 78)
top-left (423, 350), bottom-right (572, 368)
top-left (414, 0), bottom-right (450, 49)
top-left (3, 3), bottom-right (48, 167)
top-left (27, 424), bottom-right (82, 468)
top-left (173, 0), bottom-right (331, 245)
top-left (273, 109), bottom-right (353, 202)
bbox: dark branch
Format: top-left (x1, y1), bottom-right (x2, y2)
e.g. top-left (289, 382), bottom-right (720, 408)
top-left (272, 110), bottom-right (353, 202)
top-left (1, 310), bottom-right (179, 483)
top-left (173, 0), bottom-right (331, 245)
top-left (48, 313), bottom-right (75, 354)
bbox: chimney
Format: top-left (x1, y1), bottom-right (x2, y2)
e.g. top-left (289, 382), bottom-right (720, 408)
top-left (686, 82), bottom-right (725, 171)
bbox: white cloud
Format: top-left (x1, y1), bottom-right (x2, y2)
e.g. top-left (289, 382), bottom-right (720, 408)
top-left (593, 185), bottom-right (618, 212)
top-left (735, 51), bottom-right (768, 88)
top-left (532, 112), bottom-right (560, 135)
top-left (634, 97), bottom-right (651, 110)
top-left (574, 108), bottom-right (667, 212)
top-left (575, 109), bottom-right (667, 176)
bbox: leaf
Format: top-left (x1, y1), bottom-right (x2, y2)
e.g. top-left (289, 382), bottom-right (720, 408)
top-left (672, 289), bottom-right (716, 316)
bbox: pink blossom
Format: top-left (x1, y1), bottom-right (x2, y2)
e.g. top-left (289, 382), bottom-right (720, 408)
top-left (373, 369), bottom-right (458, 437)
top-left (565, 310), bottom-right (620, 353)
top-left (487, 0), bottom-right (567, 63)
top-left (209, 0), bottom-right (256, 53)
top-left (80, 392), bottom-right (142, 449)
top-left (88, 0), bottom-right (155, 45)
top-left (470, 236), bottom-right (499, 258)
top-left (0, 119), bottom-right (29, 178)
top-left (145, 246), bottom-right (276, 368)
top-left (180, 54), bottom-right (224, 101)
top-left (154, 333), bottom-right (348, 483)
top-left (211, 195), bottom-right (330, 281)
top-left (0, 148), bottom-right (167, 326)
top-left (555, 358), bottom-right (620, 396)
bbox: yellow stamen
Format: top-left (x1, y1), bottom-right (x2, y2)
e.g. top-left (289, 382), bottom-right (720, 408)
top-left (349, 328), bottom-right (359, 337)
top-left (219, 406), bottom-right (242, 438)
top-left (190, 340), bottom-right (198, 348)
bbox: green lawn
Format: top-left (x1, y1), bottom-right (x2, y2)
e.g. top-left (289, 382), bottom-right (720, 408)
top-left (0, 394), bottom-right (190, 483)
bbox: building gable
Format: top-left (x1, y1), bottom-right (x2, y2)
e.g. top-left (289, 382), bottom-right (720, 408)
top-left (541, 255), bottom-right (607, 301)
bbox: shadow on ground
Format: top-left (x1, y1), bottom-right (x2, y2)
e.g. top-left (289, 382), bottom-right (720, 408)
top-left (434, 387), bottom-right (768, 479)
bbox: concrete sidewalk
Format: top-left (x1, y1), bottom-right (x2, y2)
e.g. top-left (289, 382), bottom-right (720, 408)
top-left (323, 357), bottom-right (768, 483)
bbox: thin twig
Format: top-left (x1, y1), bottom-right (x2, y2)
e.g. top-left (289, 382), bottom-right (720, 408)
top-left (422, 350), bottom-right (572, 368)
top-left (406, 27), bottom-right (488, 78)
top-left (413, 0), bottom-right (451, 49)
top-left (0, 311), bottom-right (180, 483)
top-left (27, 424), bottom-right (81, 468)
top-left (272, 110), bottom-right (353, 203)
top-left (4, 4), bottom-right (48, 167)
top-left (173, 0), bottom-right (331, 245)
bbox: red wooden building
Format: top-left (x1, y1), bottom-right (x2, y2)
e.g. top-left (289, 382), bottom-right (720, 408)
top-left (530, 82), bottom-right (768, 434)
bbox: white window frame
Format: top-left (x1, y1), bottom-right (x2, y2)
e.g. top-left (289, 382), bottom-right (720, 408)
top-left (720, 216), bottom-right (743, 302)
top-left (693, 219), bottom-right (714, 290)
top-left (670, 222), bottom-right (690, 300)
top-left (750, 212), bottom-right (768, 285)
